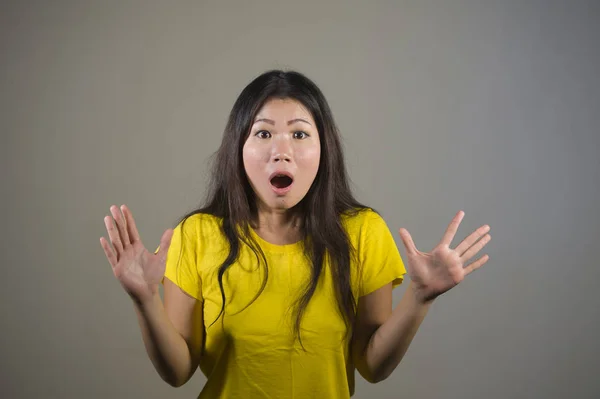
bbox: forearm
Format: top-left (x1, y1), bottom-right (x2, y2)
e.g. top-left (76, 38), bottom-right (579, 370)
top-left (364, 282), bottom-right (432, 382)
top-left (133, 294), bottom-right (197, 387)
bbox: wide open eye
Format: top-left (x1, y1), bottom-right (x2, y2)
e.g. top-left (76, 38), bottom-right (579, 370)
top-left (293, 131), bottom-right (309, 139)
top-left (256, 130), bottom-right (272, 139)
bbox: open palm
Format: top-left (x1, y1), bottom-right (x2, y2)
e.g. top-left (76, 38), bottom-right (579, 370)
top-left (398, 211), bottom-right (491, 304)
top-left (100, 205), bottom-right (173, 303)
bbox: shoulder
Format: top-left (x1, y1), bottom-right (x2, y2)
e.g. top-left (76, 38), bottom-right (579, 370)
top-left (167, 213), bottom-right (227, 256)
top-left (341, 207), bottom-right (400, 262)
top-left (343, 208), bottom-right (406, 295)
top-left (341, 207), bottom-right (390, 236)
top-left (176, 212), bottom-right (223, 237)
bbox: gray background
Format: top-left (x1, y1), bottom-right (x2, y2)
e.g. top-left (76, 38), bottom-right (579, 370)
top-left (2, 0), bottom-right (599, 398)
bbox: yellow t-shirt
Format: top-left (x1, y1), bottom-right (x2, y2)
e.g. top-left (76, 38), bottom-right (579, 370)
top-left (161, 208), bottom-right (406, 398)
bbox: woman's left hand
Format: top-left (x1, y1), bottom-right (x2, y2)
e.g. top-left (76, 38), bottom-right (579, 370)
top-left (398, 210), bottom-right (491, 304)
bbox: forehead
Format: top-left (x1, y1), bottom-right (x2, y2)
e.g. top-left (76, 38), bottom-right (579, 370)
top-left (254, 98), bottom-right (314, 122)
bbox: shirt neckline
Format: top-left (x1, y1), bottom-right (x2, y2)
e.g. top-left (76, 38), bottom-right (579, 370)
top-left (249, 227), bottom-right (304, 254)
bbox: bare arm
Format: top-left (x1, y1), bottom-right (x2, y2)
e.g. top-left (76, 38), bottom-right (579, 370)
top-left (101, 205), bottom-right (204, 387)
top-left (352, 211), bottom-right (492, 383)
top-left (134, 278), bottom-right (204, 387)
top-left (352, 281), bottom-right (431, 383)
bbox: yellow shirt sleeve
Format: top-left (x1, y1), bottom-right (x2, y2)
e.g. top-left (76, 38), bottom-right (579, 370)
top-left (358, 211), bottom-right (406, 297)
top-left (156, 216), bottom-right (203, 300)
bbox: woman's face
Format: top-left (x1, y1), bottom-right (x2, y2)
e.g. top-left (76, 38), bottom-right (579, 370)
top-left (243, 98), bottom-right (321, 213)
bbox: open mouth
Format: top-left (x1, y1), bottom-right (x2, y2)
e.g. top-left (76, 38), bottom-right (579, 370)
top-left (270, 174), bottom-right (294, 189)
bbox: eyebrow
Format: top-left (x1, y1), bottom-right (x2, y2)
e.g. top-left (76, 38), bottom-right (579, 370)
top-left (253, 118), bottom-right (312, 126)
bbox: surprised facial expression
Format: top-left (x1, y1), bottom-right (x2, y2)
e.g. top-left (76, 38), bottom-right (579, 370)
top-left (243, 98), bottom-right (321, 212)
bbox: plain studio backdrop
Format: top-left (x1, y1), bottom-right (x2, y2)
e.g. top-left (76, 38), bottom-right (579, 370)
top-left (2, 1), bottom-right (599, 398)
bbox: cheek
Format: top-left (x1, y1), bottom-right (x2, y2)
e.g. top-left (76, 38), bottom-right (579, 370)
top-left (243, 144), bottom-right (267, 179)
top-left (243, 143), bottom-right (266, 162)
top-left (296, 145), bottom-right (321, 173)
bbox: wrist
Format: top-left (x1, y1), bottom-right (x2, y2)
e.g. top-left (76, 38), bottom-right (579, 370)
top-left (408, 281), bottom-right (436, 307)
top-left (132, 291), bottom-right (163, 314)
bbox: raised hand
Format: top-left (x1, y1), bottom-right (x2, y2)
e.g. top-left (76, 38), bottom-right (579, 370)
top-left (100, 205), bottom-right (173, 304)
top-left (398, 211), bottom-right (491, 304)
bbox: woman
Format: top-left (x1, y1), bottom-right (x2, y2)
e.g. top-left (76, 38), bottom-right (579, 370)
top-left (100, 70), bottom-right (491, 398)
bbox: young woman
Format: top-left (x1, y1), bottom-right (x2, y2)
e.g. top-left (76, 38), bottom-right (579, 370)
top-left (100, 70), bottom-right (491, 398)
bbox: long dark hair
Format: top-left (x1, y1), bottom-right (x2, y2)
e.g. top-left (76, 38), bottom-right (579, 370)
top-left (177, 70), bottom-right (369, 345)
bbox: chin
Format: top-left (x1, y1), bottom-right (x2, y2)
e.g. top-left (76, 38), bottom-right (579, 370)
top-left (273, 198), bottom-right (298, 210)
top-left (259, 196), bottom-right (301, 212)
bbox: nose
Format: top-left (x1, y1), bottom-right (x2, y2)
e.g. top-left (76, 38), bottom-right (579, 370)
top-left (270, 136), bottom-right (293, 163)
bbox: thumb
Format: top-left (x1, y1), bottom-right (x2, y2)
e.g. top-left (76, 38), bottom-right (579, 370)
top-left (157, 228), bottom-right (174, 264)
top-left (398, 228), bottom-right (418, 255)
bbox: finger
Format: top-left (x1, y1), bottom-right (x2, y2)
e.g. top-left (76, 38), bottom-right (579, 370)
top-left (456, 224), bottom-right (491, 256)
top-left (110, 205), bottom-right (131, 247)
top-left (398, 228), bottom-right (418, 255)
top-left (157, 229), bottom-right (174, 264)
top-left (440, 210), bottom-right (465, 247)
top-left (463, 254), bottom-right (489, 275)
top-left (104, 215), bottom-right (123, 255)
top-left (121, 205), bottom-right (141, 243)
top-left (100, 237), bottom-right (117, 268)
top-left (460, 234), bottom-right (491, 262)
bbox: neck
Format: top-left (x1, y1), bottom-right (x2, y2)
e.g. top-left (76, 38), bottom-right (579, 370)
top-left (253, 209), bottom-right (301, 231)
top-left (251, 205), bottom-right (304, 245)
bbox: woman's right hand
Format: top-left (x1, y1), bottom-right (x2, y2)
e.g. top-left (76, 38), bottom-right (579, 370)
top-left (100, 205), bottom-right (174, 305)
